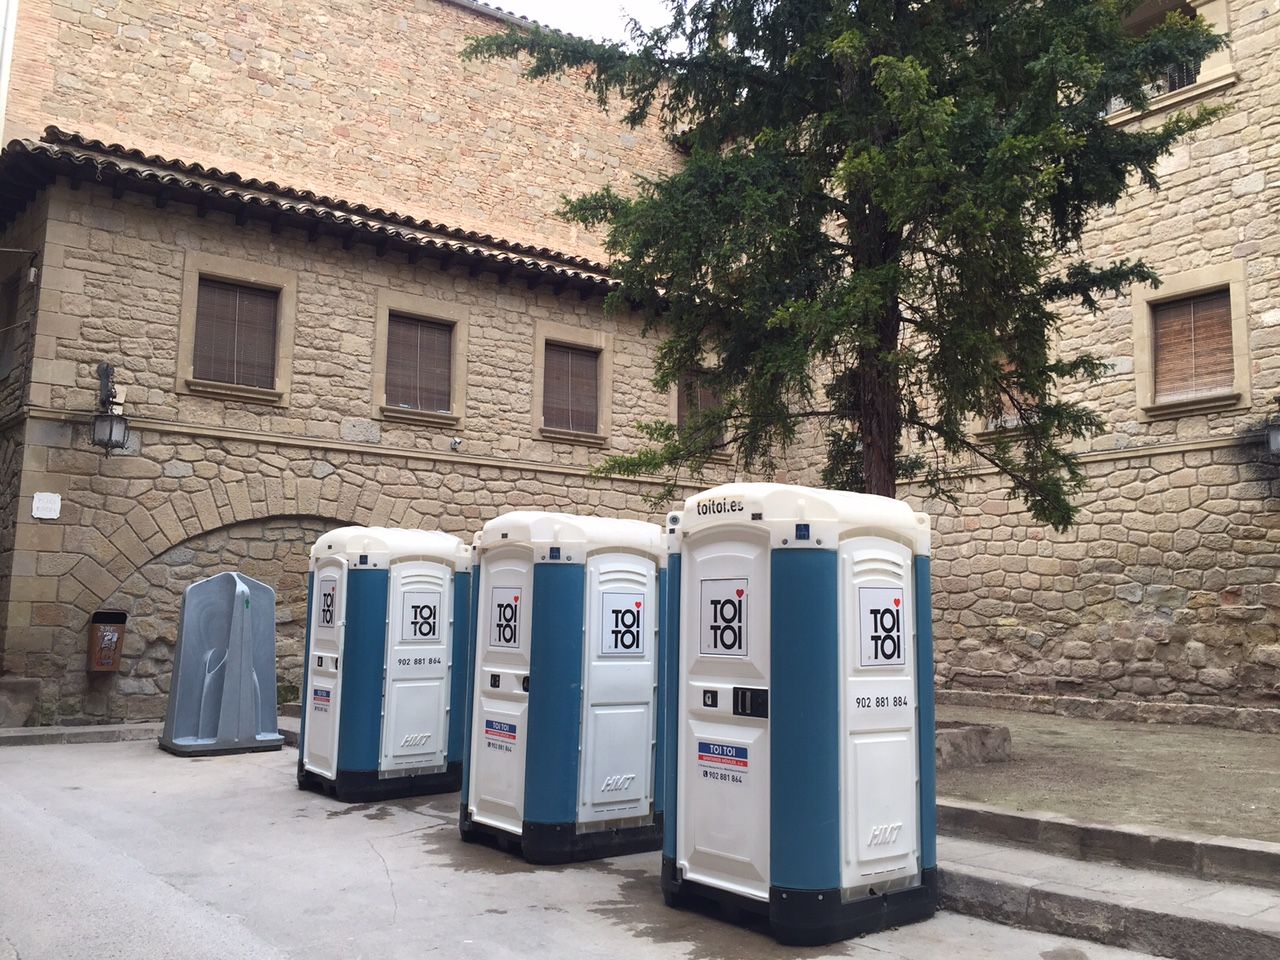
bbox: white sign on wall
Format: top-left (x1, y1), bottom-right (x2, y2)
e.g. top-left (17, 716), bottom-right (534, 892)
top-left (699, 578), bottom-right (748, 657)
top-left (31, 492), bottom-right (61, 520)
top-left (858, 586), bottom-right (906, 667)
top-left (600, 591), bottom-right (645, 657)
top-left (401, 590), bottom-right (441, 643)
top-left (489, 587), bottom-right (522, 649)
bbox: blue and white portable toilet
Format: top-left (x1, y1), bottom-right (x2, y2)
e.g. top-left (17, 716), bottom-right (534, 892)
top-left (459, 511), bottom-right (665, 863)
top-left (661, 483), bottom-right (937, 945)
top-left (297, 526), bottom-right (472, 802)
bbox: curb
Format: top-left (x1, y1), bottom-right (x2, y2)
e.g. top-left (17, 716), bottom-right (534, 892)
top-left (936, 689), bottom-right (1280, 735)
top-left (938, 798), bottom-right (1280, 892)
top-left (278, 715), bottom-right (300, 747)
top-left (0, 722), bottom-right (163, 747)
top-left (939, 862), bottom-right (1280, 960)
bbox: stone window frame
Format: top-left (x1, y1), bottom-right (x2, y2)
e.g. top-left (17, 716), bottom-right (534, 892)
top-left (667, 372), bottom-right (733, 462)
top-left (532, 318), bottom-right (613, 447)
top-left (1106, 0), bottom-right (1238, 125)
top-left (1132, 260), bottom-right (1250, 421)
top-left (176, 251), bottom-right (297, 406)
top-left (371, 289), bottom-right (469, 428)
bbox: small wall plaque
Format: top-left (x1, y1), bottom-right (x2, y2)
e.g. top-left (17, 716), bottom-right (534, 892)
top-left (31, 492), bottom-right (61, 520)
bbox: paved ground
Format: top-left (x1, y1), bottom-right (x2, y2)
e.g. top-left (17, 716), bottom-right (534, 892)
top-left (1, 741), bottom-right (1171, 960)
top-left (937, 705), bottom-right (1280, 843)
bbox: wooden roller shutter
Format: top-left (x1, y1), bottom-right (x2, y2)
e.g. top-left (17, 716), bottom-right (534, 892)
top-left (193, 278), bottom-right (279, 389)
top-left (1152, 290), bottom-right (1233, 404)
top-left (544, 342), bottom-right (598, 433)
top-left (385, 313), bottom-right (452, 412)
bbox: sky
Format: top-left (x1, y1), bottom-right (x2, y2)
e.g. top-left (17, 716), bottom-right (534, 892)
top-left (492, 0), bottom-right (673, 43)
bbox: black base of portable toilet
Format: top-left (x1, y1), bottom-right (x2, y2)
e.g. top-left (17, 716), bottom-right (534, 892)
top-left (459, 807), bottom-right (664, 865)
top-left (660, 858), bottom-right (937, 946)
top-left (298, 760), bottom-right (462, 803)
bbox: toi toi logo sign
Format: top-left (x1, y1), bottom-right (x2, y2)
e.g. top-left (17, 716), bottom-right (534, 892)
top-left (859, 586), bottom-right (906, 667)
top-left (318, 579), bottom-right (337, 630)
top-left (401, 590), bottom-right (440, 641)
top-left (489, 587), bottom-right (522, 649)
top-left (601, 592), bottom-right (644, 657)
top-left (700, 579), bottom-right (748, 657)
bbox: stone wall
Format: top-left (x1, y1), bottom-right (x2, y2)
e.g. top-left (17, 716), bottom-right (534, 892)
top-left (921, 439), bottom-right (1280, 707)
top-left (909, 0), bottom-right (1280, 710)
top-left (0, 423), bottom-right (23, 668)
top-left (3, 176), bottom-right (725, 723)
top-left (98, 515), bottom-right (330, 722)
top-left (5, 0), bottom-right (678, 262)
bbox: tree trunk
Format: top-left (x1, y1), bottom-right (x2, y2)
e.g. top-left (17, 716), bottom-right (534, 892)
top-left (859, 306), bottom-right (900, 499)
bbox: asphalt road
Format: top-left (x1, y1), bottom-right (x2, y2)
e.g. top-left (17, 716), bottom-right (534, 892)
top-left (0, 740), bottom-right (1170, 960)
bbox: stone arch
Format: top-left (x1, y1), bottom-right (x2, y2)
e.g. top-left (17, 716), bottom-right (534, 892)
top-left (81, 513), bottom-right (348, 722)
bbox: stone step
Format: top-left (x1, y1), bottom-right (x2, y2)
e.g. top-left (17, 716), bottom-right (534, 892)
top-left (938, 798), bottom-right (1280, 891)
top-left (0, 722), bottom-right (163, 747)
top-left (939, 836), bottom-right (1280, 960)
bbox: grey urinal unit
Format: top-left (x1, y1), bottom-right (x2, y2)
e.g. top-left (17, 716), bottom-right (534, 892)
top-left (160, 571), bottom-right (285, 757)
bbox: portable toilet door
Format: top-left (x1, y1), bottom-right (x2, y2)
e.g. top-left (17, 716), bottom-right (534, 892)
top-left (460, 511), bottom-right (665, 863)
top-left (302, 537), bottom-right (350, 783)
top-left (661, 483), bottom-right (937, 946)
top-left (462, 525), bottom-right (534, 837)
top-left (297, 526), bottom-right (471, 802)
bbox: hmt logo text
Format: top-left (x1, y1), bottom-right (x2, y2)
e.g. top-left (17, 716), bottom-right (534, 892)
top-left (868, 822), bottom-right (903, 846)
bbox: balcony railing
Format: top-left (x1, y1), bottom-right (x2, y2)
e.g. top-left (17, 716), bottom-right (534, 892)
top-left (1105, 62), bottom-right (1201, 115)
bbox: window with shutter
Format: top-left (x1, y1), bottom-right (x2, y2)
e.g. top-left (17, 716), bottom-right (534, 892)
top-left (543, 342), bottom-right (599, 433)
top-left (0, 273), bottom-right (19, 377)
top-left (385, 313), bottom-right (453, 412)
top-left (678, 375), bottom-right (724, 443)
top-left (193, 278), bottom-right (279, 389)
top-left (1151, 289), bottom-right (1233, 404)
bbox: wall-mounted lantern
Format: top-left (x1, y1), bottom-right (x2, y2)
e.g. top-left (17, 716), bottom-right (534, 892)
top-left (91, 361), bottom-right (130, 455)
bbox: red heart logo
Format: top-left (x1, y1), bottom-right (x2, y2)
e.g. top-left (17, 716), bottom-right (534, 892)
top-left (735, 589), bottom-right (744, 598)
top-left (634, 601), bottom-right (642, 609)
top-left (893, 598), bottom-right (900, 607)
top-left (513, 595), bottom-right (519, 603)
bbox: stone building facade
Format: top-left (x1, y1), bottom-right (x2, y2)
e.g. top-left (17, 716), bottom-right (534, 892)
top-left (0, 0), bottom-right (714, 725)
top-left (917, 0), bottom-right (1280, 714)
top-left (0, 0), bottom-right (1278, 726)
top-left (0, 132), bottom-right (723, 723)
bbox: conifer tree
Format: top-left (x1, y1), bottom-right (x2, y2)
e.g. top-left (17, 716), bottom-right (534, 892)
top-left (467, 0), bottom-right (1221, 528)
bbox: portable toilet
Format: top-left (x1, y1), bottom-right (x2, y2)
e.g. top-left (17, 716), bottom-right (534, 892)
top-left (297, 526), bottom-right (472, 802)
top-left (459, 511), bottom-right (665, 863)
top-left (160, 571), bottom-right (284, 757)
top-left (661, 483), bottom-right (937, 945)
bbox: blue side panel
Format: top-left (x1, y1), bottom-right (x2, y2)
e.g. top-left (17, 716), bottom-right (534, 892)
top-left (299, 571), bottom-right (314, 750)
top-left (461, 563), bottom-right (480, 807)
top-left (914, 555), bottom-right (937, 871)
top-left (448, 570), bottom-right (472, 764)
top-left (336, 569), bottom-right (389, 774)
top-left (660, 552), bottom-right (681, 859)
top-left (770, 548), bottom-right (841, 891)
top-left (524, 562), bottom-right (585, 826)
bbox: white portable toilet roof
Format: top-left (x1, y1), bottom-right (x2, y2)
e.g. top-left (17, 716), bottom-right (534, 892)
top-left (675, 483), bottom-right (930, 555)
top-left (475, 511), bottom-right (664, 562)
top-left (310, 526), bottom-right (471, 570)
